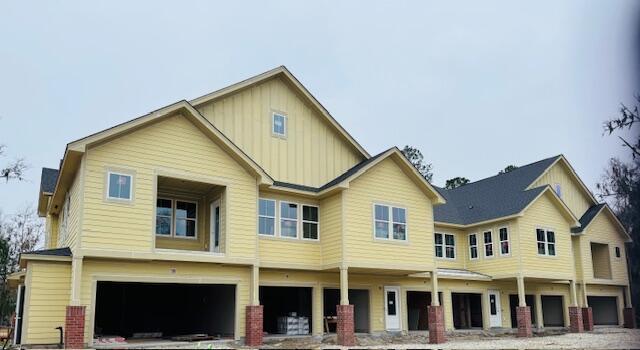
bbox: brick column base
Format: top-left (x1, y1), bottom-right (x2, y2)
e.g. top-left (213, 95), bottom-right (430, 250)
top-left (64, 306), bottom-right (85, 349)
top-left (624, 308), bottom-right (636, 329)
top-left (516, 306), bottom-right (532, 338)
top-left (568, 306), bottom-right (584, 333)
top-left (245, 305), bottom-right (263, 347)
top-left (337, 304), bottom-right (355, 346)
top-left (428, 305), bottom-right (446, 344)
top-left (582, 307), bottom-right (594, 331)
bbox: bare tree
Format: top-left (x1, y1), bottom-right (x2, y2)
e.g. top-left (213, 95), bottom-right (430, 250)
top-left (0, 206), bottom-right (43, 273)
top-left (0, 144), bottom-right (28, 183)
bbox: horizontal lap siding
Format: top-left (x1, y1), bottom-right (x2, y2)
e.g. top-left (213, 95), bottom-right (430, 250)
top-left (80, 259), bottom-right (251, 341)
top-left (197, 77), bottom-right (364, 187)
top-left (582, 213), bottom-right (629, 284)
top-left (462, 219), bottom-right (520, 276)
top-left (320, 193), bottom-right (342, 266)
top-left (344, 158), bottom-right (434, 269)
top-left (518, 193), bottom-right (575, 280)
top-left (24, 261), bottom-right (71, 344)
top-left (433, 226), bottom-right (466, 270)
top-left (82, 115), bottom-right (257, 258)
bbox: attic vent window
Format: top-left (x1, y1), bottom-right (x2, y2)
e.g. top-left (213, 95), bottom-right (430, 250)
top-left (554, 183), bottom-right (562, 198)
top-left (272, 112), bottom-right (287, 138)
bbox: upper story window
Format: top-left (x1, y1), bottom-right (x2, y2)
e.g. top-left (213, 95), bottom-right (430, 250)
top-left (374, 204), bottom-right (407, 241)
top-left (58, 192), bottom-right (70, 245)
top-left (155, 198), bottom-right (197, 238)
top-left (258, 199), bottom-right (276, 236)
top-left (302, 205), bottom-right (319, 240)
top-left (536, 228), bottom-right (556, 256)
top-left (280, 202), bottom-right (298, 238)
top-left (107, 172), bottom-right (132, 201)
top-left (615, 246), bottom-right (621, 258)
top-left (499, 227), bottom-right (510, 255)
top-left (483, 230), bottom-right (494, 257)
top-left (435, 233), bottom-right (455, 259)
top-left (554, 183), bottom-right (562, 198)
top-left (469, 233), bottom-right (478, 259)
top-left (272, 112), bottom-right (287, 138)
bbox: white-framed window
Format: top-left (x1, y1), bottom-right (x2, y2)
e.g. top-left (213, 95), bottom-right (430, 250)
top-left (107, 171), bottom-right (133, 200)
top-left (373, 204), bottom-right (407, 241)
top-left (469, 233), bottom-right (478, 259)
top-left (280, 201), bottom-right (298, 238)
top-left (272, 112), bottom-right (287, 137)
top-left (554, 183), bottom-right (562, 198)
top-left (258, 198), bottom-right (276, 236)
top-left (155, 198), bottom-right (197, 238)
top-left (536, 228), bottom-right (556, 256)
top-left (435, 233), bottom-right (455, 259)
top-left (302, 205), bottom-right (319, 240)
top-left (483, 230), bottom-right (494, 257)
top-left (499, 227), bottom-right (510, 255)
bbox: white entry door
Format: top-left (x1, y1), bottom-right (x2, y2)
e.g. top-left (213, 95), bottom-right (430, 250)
top-left (384, 286), bottom-right (401, 330)
top-left (210, 200), bottom-right (221, 252)
top-left (488, 290), bottom-right (502, 327)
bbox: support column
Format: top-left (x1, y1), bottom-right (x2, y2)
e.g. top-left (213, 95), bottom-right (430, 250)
top-left (65, 256), bottom-right (85, 349)
top-left (516, 276), bottom-right (532, 337)
top-left (534, 294), bottom-right (544, 329)
top-left (245, 265), bottom-right (263, 347)
top-left (428, 270), bottom-right (446, 344)
top-left (336, 267), bottom-right (355, 346)
top-left (581, 282), bottom-right (594, 331)
top-left (623, 285), bottom-right (636, 329)
top-left (568, 280), bottom-right (583, 333)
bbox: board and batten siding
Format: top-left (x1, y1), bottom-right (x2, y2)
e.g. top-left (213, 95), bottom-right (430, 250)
top-left (343, 157), bottom-right (435, 270)
top-left (580, 212), bottom-right (629, 285)
top-left (531, 161), bottom-right (594, 218)
top-left (23, 261), bottom-right (71, 345)
top-left (196, 77), bottom-right (364, 188)
top-left (81, 114), bottom-right (258, 258)
top-left (517, 192), bottom-right (576, 280)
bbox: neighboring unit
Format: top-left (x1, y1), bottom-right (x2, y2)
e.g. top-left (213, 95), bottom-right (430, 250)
top-left (12, 66), bottom-right (634, 348)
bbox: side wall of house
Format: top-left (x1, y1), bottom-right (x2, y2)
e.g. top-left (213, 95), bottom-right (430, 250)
top-left (580, 212), bottom-right (629, 284)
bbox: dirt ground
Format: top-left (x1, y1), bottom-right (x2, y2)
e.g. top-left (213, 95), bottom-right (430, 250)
top-left (151, 327), bottom-right (640, 349)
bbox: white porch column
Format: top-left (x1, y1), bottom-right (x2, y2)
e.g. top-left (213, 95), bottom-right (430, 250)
top-left (570, 280), bottom-right (578, 307)
top-left (534, 294), bottom-right (544, 329)
top-left (70, 256), bottom-right (83, 306)
top-left (582, 281), bottom-right (589, 307)
top-left (517, 275), bottom-right (526, 307)
top-left (339, 266), bottom-right (349, 305)
top-left (624, 285), bottom-right (633, 308)
top-left (431, 270), bottom-right (440, 306)
top-left (250, 264), bottom-right (259, 306)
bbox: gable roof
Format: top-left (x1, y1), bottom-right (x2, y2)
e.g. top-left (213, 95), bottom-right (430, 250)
top-left (572, 203), bottom-right (631, 241)
top-left (272, 147), bottom-right (446, 203)
top-left (189, 66), bottom-right (370, 159)
top-left (526, 154), bottom-right (598, 205)
top-left (434, 155), bottom-right (562, 225)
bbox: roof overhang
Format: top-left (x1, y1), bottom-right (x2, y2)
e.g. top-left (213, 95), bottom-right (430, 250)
top-left (522, 185), bottom-right (581, 228)
top-left (526, 155), bottom-right (598, 205)
top-left (575, 204), bottom-right (632, 242)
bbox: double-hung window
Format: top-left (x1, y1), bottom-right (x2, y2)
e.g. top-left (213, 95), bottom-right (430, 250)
top-left (483, 230), bottom-right (494, 257)
top-left (107, 172), bottom-right (132, 201)
top-left (280, 202), bottom-right (298, 238)
top-left (499, 227), bottom-right (510, 255)
top-left (435, 233), bottom-right (455, 259)
top-left (302, 205), bottom-right (319, 240)
top-left (258, 199), bottom-right (276, 236)
top-left (469, 233), bottom-right (478, 259)
top-left (536, 228), bottom-right (556, 256)
top-left (374, 204), bottom-right (407, 241)
top-left (155, 199), bottom-right (197, 238)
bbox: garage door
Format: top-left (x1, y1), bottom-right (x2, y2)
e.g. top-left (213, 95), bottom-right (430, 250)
top-left (541, 296), bottom-right (564, 327)
top-left (588, 296), bottom-right (619, 325)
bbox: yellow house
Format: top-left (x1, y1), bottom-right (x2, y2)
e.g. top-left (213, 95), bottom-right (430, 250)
top-left (14, 66), bottom-right (634, 348)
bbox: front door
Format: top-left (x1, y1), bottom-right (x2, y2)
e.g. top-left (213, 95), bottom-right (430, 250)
top-left (384, 286), bottom-right (401, 330)
top-left (488, 290), bottom-right (502, 327)
top-left (210, 200), bottom-right (221, 252)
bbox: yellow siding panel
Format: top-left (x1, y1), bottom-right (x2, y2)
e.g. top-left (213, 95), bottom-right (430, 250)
top-left (581, 211), bottom-right (629, 284)
top-left (320, 193), bottom-right (342, 266)
top-left (531, 161), bottom-right (594, 218)
top-left (24, 261), bottom-right (71, 345)
top-left (197, 77), bottom-right (364, 187)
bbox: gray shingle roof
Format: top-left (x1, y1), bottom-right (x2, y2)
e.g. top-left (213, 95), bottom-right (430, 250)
top-left (434, 155), bottom-right (561, 225)
top-left (22, 247), bottom-right (71, 257)
top-left (571, 204), bottom-right (606, 233)
top-left (40, 167), bottom-right (59, 194)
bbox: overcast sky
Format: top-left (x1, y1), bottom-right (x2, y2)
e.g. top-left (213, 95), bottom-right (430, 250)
top-left (1, 1), bottom-right (639, 214)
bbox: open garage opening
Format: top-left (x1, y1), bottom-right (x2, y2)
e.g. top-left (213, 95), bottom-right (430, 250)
top-left (260, 286), bottom-right (312, 336)
top-left (94, 281), bottom-right (235, 342)
top-left (509, 294), bottom-right (537, 327)
top-left (323, 288), bottom-right (370, 333)
top-left (406, 291), bottom-right (443, 331)
top-left (452, 293), bottom-right (483, 329)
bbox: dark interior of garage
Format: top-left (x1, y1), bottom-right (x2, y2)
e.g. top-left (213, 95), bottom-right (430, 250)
top-left (588, 296), bottom-right (619, 325)
top-left (541, 295), bottom-right (564, 327)
top-left (406, 291), bottom-right (443, 331)
top-left (94, 282), bottom-right (235, 340)
top-left (323, 289), bottom-right (370, 333)
top-left (452, 293), bottom-right (483, 329)
top-left (260, 286), bottom-right (312, 335)
top-left (509, 294), bottom-right (537, 327)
